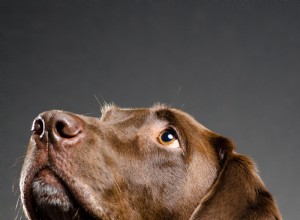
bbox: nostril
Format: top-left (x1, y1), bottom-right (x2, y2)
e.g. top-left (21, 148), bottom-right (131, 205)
top-left (55, 119), bottom-right (82, 139)
top-left (31, 117), bottom-right (44, 136)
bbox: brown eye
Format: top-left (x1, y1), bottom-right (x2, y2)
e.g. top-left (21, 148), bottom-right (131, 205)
top-left (158, 129), bottom-right (177, 145)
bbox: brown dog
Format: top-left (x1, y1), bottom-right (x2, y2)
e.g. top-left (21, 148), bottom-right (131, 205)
top-left (20, 105), bottom-right (281, 219)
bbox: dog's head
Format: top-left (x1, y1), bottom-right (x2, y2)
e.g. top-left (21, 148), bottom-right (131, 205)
top-left (20, 105), bottom-right (281, 220)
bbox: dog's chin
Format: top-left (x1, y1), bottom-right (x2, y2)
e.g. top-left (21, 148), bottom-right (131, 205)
top-left (28, 169), bottom-right (96, 220)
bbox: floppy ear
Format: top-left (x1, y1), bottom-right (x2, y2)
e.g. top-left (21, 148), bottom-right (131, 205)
top-left (189, 135), bottom-right (282, 220)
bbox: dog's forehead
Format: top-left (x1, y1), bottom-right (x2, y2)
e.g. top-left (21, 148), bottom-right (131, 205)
top-left (100, 104), bottom-right (172, 125)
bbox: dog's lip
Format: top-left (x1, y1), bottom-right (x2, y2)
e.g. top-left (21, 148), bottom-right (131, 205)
top-left (33, 168), bottom-right (65, 189)
top-left (31, 168), bottom-right (73, 207)
top-left (23, 167), bottom-right (99, 220)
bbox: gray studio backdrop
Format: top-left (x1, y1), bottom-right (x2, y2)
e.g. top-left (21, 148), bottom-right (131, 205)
top-left (1, 1), bottom-right (300, 219)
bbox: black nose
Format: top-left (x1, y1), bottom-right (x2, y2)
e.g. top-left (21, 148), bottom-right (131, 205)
top-left (32, 111), bottom-right (83, 146)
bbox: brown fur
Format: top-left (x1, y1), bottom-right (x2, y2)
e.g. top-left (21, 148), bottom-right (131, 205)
top-left (20, 105), bottom-right (281, 219)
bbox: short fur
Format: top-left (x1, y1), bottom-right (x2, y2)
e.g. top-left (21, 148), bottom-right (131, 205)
top-left (20, 105), bottom-right (281, 220)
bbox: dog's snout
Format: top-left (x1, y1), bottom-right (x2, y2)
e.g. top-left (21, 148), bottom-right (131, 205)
top-left (32, 111), bottom-right (83, 146)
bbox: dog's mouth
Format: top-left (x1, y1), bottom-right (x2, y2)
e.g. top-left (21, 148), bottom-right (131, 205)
top-left (27, 168), bottom-right (96, 220)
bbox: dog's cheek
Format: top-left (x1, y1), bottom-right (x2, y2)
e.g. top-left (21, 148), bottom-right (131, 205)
top-left (122, 141), bottom-right (187, 208)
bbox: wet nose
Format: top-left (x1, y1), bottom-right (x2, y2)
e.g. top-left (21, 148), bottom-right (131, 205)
top-left (32, 111), bottom-right (83, 146)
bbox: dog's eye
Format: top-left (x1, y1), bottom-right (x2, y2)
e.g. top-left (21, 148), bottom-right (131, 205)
top-left (158, 129), bottom-right (180, 148)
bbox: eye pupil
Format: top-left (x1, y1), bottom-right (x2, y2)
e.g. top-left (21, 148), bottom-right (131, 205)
top-left (161, 130), bottom-right (176, 143)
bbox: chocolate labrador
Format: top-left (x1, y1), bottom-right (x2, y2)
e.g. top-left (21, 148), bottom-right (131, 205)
top-left (20, 105), bottom-right (281, 220)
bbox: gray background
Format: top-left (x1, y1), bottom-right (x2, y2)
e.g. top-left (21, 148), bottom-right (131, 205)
top-left (1, 1), bottom-right (300, 219)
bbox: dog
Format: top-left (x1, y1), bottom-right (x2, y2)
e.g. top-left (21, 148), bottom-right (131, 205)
top-left (20, 104), bottom-right (281, 219)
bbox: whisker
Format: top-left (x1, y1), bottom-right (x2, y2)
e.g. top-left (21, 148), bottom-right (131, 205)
top-left (14, 195), bottom-right (23, 220)
top-left (93, 94), bottom-right (103, 109)
top-left (178, 85), bottom-right (182, 94)
top-left (100, 95), bottom-right (108, 106)
top-left (10, 155), bottom-right (26, 168)
top-left (15, 195), bottom-right (20, 211)
top-left (72, 208), bottom-right (80, 219)
top-left (81, 113), bottom-right (94, 116)
top-left (12, 176), bottom-right (20, 194)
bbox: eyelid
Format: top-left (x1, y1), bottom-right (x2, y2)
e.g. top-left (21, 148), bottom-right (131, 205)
top-left (167, 126), bottom-right (179, 138)
top-left (168, 126), bottom-right (184, 149)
